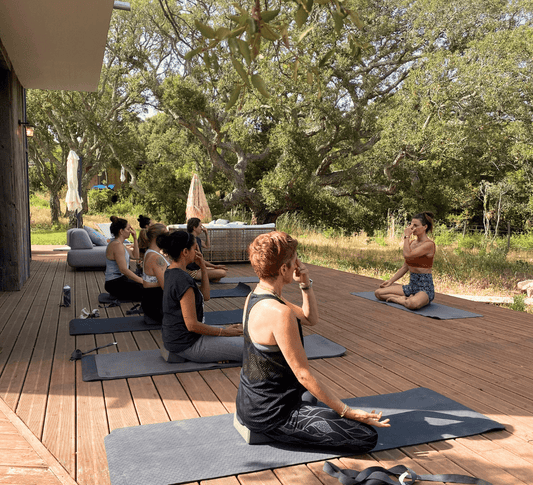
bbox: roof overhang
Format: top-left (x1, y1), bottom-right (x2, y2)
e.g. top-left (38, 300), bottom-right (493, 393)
top-left (0, 0), bottom-right (115, 92)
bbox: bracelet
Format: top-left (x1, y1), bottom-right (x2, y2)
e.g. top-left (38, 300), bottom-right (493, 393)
top-left (340, 403), bottom-right (349, 418)
top-left (299, 278), bottom-right (313, 290)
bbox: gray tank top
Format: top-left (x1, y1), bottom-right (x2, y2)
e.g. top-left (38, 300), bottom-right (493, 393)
top-left (105, 245), bottom-right (130, 281)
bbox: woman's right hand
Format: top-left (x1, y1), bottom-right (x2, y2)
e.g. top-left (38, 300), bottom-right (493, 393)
top-left (194, 249), bottom-right (206, 268)
top-left (221, 324), bottom-right (243, 336)
top-left (348, 408), bottom-right (391, 428)
top-left (379, 279), bottom-right (392, 288)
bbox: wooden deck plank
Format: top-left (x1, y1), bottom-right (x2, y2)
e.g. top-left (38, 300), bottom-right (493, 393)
top-left (0, 396), bottom-right (77, 485)
top-left (41, 262), bottom-right (77, 477)
top-left (177, 372), bottom-right (229, 417)
top-left (75, 333), bottom-right (110, 485)
top-left (16, 260), bottom-right (64, 438)
top-left (0, 260), bottom-right (58, 410)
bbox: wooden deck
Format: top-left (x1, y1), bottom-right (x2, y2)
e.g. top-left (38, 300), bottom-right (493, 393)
top-left (2, 252), bottom-right (533, 484)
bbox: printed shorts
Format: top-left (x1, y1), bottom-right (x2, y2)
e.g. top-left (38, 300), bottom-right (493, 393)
top-left (403, 273), bottom-right (435, 302)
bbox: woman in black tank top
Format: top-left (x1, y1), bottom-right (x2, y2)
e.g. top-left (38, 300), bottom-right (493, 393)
top-left (236, 231), bottom-right (390, 451)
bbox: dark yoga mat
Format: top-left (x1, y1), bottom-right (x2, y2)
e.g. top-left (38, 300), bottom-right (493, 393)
top-left (69, 309), bottom-right (244, 335)
top-left (210, 282), bottom-right (251, 298)
top-left (98, 293), bottom-right (138, 304)
top-left (212, 276), bottom-right (259, 284)
top-left (82, 334), bottom-right (345, 381)
top-left (105, 387), bottom-right (504, 485)
top-left (352, 291), bottom-right (482, 319)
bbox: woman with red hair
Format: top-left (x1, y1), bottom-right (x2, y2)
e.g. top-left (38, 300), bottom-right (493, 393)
top-left (236, 231), bottom-right (389, 451)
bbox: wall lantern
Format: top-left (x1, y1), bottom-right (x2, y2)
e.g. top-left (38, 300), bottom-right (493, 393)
top-left (19, 121), bottom-right (35, 137)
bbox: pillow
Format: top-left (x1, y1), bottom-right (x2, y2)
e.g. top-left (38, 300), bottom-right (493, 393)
top-left (84, 226), bottom-right (108, 246)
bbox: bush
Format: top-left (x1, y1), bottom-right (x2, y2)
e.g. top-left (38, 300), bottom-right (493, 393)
top-left (510, 294), bottom-right (526, 312)
top-left (457, 232), bottom-right (486, 249)
top-left (433, 224), bottom-right (457, 246)
top-left (87, 189), bottom-right (115, 214)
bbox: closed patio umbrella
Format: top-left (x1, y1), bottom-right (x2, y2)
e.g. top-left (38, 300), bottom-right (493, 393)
top-left (186, 173), bottom-right (211, 222)
top-left (66, 149), bottom-right (83, 215)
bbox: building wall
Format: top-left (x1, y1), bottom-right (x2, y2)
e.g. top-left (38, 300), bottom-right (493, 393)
top-left (0, 66), bottom-right (31, 291)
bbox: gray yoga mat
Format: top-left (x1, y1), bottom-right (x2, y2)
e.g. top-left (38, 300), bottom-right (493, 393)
top-left (98, 283), bottom-right (251, 304)
top-left (69, 309), bottom-right (244, 335)
top-left (212, 276), bottom-right (259, 284)
top-left (352, 291), bottom-right (482, 319)
top-left (82, 334), bottom-right (345, 381)
top-left (105, 387), bottom-right (504, 485)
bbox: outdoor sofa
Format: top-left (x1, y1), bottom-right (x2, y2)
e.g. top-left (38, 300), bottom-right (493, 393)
top-left (167, 221), bottom-right (276, 262)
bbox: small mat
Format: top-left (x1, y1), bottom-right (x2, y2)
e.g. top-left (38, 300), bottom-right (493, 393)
top-left (351, 291), bottom-right (482, 319)
top-left (213, 276), bottom-right (259, 284)
top-left (105, 387), bottom-right (504, 485)
top-left (69, 309), bottom-right (244, 335)
top-left (82, 334), bottom-right (344, 381)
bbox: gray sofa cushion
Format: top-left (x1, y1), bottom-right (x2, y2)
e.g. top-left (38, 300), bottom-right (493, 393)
top-left (84, 226), bottom-right (108, 246)
top-left (68, 228), bottom-right (93, 249)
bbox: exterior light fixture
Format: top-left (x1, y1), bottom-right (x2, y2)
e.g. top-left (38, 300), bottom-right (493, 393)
top-left (113, 1), bottom-right (131, 10)
top-left (19, 120), bottom-right (35, 137)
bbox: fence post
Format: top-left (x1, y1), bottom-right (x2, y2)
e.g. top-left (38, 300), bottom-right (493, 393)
top-left (507, 222), bottom-right (511, 252)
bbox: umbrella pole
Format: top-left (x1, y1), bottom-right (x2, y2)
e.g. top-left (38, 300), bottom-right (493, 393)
top-left (76, 155), bottom-right (83, 228)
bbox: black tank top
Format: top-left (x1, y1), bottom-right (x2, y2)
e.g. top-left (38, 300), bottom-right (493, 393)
top-left (235, 293), bottom-right (305, 432)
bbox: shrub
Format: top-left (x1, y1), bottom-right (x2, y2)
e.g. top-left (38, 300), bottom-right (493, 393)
top-left (457, 232), bottom-right (485, 250)
top-left (510, 294), bottom-right (526, 312)
top-left (87, 189), bottom-right (114, 214)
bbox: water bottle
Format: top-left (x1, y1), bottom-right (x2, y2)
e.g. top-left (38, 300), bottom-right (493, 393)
top-left (63, 285), bottom-right (71, 307)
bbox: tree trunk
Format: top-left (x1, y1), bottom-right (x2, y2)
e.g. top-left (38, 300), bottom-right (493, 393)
top-left (50, 192), bottom-right (61, 225)
top-left (251, 207), bottom-right (282, 225)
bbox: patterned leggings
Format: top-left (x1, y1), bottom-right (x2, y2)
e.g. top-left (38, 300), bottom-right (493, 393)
top-left (263, 394), bottom-right (378, 452)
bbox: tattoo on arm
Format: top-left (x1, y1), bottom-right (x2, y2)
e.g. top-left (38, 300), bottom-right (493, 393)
top-left (156, 256), bottom-right (167, 268)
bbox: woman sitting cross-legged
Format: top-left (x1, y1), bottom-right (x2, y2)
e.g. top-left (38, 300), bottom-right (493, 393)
top-left (157, 230), bottom-right (244, 363)
top-left (186, 217), bottom-right (228, 282)
top-left (236, 231), bottom-right (390, 451)
top-left (138, 223), bottom-right (170, 324)
top-left (104, 216), bottom-right (143, 301)
top-left (374, 211), bottom-right (436, 310)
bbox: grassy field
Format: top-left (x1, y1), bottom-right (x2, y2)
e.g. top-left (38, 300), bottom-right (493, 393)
top-left (31, 194), bottom-right (533, 312)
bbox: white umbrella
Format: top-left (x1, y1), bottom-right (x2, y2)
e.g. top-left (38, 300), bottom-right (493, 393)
top-left (66, 150), bottom-right (83, 213)
top-left (186, 173), bottom-right (212, 222)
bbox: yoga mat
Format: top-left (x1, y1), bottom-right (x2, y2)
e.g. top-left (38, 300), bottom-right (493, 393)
top-left (69, 309), bottom-right (244, 335)
top-left (210, 282), bottom-right (251, 298)
top-left (105, 387), bottom-right (504, 485)
top-left (98, 293), bottom-right (138, 304)
top-left (98, 283), bottom-right (251, 304)
top-left (352, 291), bottom-right (483, 319)
top-left (82, 334), bottom-right (345, 381)
top-left (213, 276), bottom-right (259, 284)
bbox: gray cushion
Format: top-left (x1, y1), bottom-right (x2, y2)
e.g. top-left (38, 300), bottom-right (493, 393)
top-left (68, 228), bottom-right (93, 249)
top-left (84, 226), bottom-right (108, 246)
